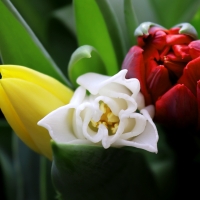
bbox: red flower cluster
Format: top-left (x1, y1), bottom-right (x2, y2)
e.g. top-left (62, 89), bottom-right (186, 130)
top-left (122, 23), bottom-right (200, 129)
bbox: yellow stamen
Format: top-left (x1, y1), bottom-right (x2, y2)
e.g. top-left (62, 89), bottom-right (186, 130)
top-left (89, 101), bottom-right (119, 135)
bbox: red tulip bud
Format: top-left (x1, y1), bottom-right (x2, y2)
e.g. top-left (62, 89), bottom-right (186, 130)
top-left (123, 22), bottom-right (200, 129)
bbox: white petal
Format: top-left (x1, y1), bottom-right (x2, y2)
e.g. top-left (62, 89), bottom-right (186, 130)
top-left (38, 104), bottom-right (77, 142)
top-left (77, 69), bottom-right (140, 98)
top-left (112, 105), bottom-right (158, 153)
top-left (70, 86), bottom-right (86, 104)
top-left (136, 92), bottom-right (145, 110)
top-left (119, 113), bottom-right (146, 139)
top-left (38, 86), bottom-right (87, 143)
top-left (94, 95), bottom-right (122, 115)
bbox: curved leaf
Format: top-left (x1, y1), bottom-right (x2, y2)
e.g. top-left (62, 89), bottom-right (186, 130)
top-left (51, 142), bottom-right (160, 200)
top-left (68, 45), bottom-right (107, 88)
top-left (0, 0), bottom-right (71, 86)
top-left (74, 0), bottom-right (123, 75)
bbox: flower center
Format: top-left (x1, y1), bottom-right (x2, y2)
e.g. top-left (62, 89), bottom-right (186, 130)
top-left (90, 101), bottom-right (119, 135)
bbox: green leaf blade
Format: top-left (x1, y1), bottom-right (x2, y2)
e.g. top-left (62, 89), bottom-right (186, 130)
top-left (0, 0), bottom-right (71, 86)
top-left (74, 0), bottom-right (123, 75)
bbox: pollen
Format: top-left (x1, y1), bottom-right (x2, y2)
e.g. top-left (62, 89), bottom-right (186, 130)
top-left (90, 101), bottom-right (119, 135)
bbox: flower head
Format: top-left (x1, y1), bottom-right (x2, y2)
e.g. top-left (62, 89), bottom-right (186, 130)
top-left (122, 22), bottom-right (200, 129)
top-left (38, 70), bottom-right (158, 153)
top-left (0, 65), bottom-right (73, 159)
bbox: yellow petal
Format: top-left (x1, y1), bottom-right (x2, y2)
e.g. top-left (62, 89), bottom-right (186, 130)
top-left (0, 85), bottom-right (41, 154)
top-left (0, 65), bottom-right (73, 104)
top-left (0, 78), bottom-right (66, 159)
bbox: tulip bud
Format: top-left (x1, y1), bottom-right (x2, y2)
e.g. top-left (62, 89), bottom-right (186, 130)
top-left (122, 22), bottom-right (200, 129)
top-left (0, 65), bottom-right (73, 159)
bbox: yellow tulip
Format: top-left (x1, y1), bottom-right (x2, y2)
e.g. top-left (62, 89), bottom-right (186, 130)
top-left (0, 65), bottom-right (73, 159)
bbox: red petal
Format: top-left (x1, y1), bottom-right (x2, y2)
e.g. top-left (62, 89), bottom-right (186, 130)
top-left (165, 52), bottom-right (184, 62)
top-left (197, 81), bottom-right (200, 130)
top-left (143, 45), bottom-right (159, 61)
top-left (164, 59), bottom-right (185, 79)
top-left (145, 58), bottom-right (158, 80)
top-left (189, 40), bottom-right (200, 59)
top-left (151, 30), bottom-right (167, 50)
top-left (166, 35), bottom-right (193, 45)
top-left (122, 46), bottom-right (152, 105)
top-left (178, 56), bottom-right (200, 96)
top-left (148, 26), bottom-right (167, 35)
top-left (137, 36), bottom-right (145, 47)
top-left (147, 66), bottom-right (172, 102)
top-left (160, 46), bottom-right (171, 60)
top-left (155, 84), bottom-right (198, 128)
top-left (172, 45), bottom-right (191, 62)
top-left (168, 27), bottom-right (180, 34)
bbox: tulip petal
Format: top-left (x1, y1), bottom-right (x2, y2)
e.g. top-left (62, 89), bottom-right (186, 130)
top-left (77, 69), bottom-right (140, 98)
top-left (134, 22), bottom-right (166, 37)
top-left (174, 23), bottom-right (198, 39)
top-left (120, 113), bottom-right (146, 139)
top-left (148, 27), bottom-right (167, 50)
top-left (189, 40), bottom-right (200, 59)
top-left (172, 45), bottom-right (191, 62)
top-left (113, 105), bottom-right (158, 153)
top-left (38, 86), bottom-right (89, 144)
top-left (197, 81), bottom-right (200, 130)
top-left (147, 66), bottom-right (172, 102)
top-left (155, 84), bottom-right (198, 128)
top-left (178, 56), bottom-right (200, 96)
top-left (1, 78), bottom-right (66, 159)
top-left (38, 105), bottom-right (78, 142)
top-left (122, 46), bottom-right (151, 104)
top-left (0, 65), bottom-right (73, 104)
top-left (0, 85), bottom-right (41, 154)
top-left (166, 34), bottom-right (193, 45)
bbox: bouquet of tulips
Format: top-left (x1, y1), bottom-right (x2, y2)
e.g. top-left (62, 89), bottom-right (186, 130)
top-left (0, 0), bottom-right (200, 200)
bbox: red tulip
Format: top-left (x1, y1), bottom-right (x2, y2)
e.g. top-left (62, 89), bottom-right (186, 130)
top-left (122, 22), bottom-right (200, 129)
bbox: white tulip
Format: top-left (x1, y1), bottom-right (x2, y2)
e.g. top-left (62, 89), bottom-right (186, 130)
top-left (38, 70), bottom-right (158, 153)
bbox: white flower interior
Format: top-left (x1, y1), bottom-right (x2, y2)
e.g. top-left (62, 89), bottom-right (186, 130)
top-left (38, 70), bottom-right (158, 153)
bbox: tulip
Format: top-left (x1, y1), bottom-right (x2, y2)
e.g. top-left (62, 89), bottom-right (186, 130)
top-left (122, 22), bottom-right (200, 129)
top-left (0, 65), bottom-right (73, 159)
top-left (38, 70), bottom-right (158, 153)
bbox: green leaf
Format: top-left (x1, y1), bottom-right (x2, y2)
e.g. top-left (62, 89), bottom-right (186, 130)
top-left (39, 156), bottom-right (57, 200)
top-left (47, 5), bottom-right (78, 74)
top-left (0, 120), bottom-right (14, 200)
top-left (124, 0), bottom-right (139, 46)
top-left (130, 0), bottom-right (158, 24)
top-left (10, 0), bottom-right (55, 45)
top-left (51, 5), bottom-right (76, 36)
top-left (0, 0), bottom-right (71, 86)
top-left (0, 120), bottom-right (12, 155)
top-left (68, 45), bottom-right (107, 88)
top-left (74, 0), bottom-right (124, 75)
top-left (191, 7), bottom-right (200, 37)
top-left (52, 142), bottom-right (160, 200)
top-left (106, 0), bottom-right (130, 52)
top-left (12, 135), bottom-right (56, 200)
top-left (149, 0), bottom-right (200, 28)
top-left (0, 149), bottom-right (15, 200)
